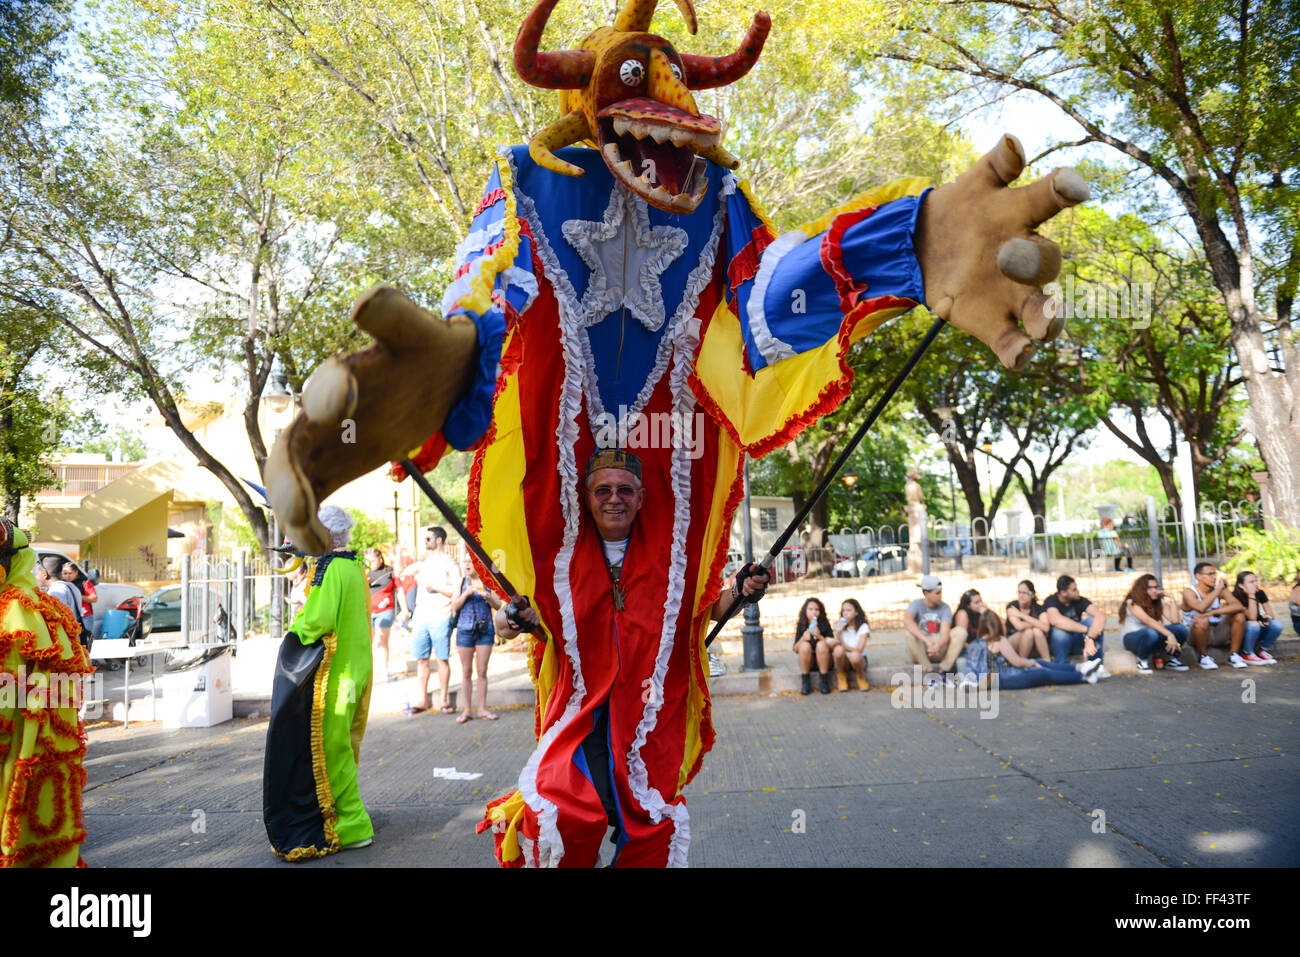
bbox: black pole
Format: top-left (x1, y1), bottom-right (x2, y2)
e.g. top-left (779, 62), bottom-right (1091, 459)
top-left (705, 317), bottom-right (948, 648)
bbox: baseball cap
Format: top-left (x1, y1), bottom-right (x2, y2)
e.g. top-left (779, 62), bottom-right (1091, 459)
top-left (919, 574), bottom-right (942, 591)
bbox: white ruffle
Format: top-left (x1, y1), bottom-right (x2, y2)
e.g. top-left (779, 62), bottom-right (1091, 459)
top-left (453, 222), bottom-right (505, 268)
top-left (618, 172), bottom-right (732, 868)
top-left (747, 229), bottom-right (807, 364)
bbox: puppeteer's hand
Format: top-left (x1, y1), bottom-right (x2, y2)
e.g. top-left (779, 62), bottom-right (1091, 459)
top-left (915, 134), bottom-right (1089, 370)
top-left (266, 286), bottom-right (479, 554)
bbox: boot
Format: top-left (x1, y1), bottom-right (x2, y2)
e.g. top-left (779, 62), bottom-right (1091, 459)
top-left (836, 671), bottom-right (849, 692)
top-left (819, 673), bottom-right (831, 694)
top-left (858, 670), bottom-right (871, 691)
top-left (800, 673), bottom-right (812, 696)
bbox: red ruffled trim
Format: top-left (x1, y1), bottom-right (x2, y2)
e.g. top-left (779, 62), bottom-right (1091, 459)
top-left (726, 224), bottom-right (775, 300)
top-left (1, 746), bottom-right (87, 866)
top-left (693, 292), bottom-right (919, 460)
top-left (472, 187), bottom-right (507, 219)
top-left (821, 206), bottom-right (878, 313)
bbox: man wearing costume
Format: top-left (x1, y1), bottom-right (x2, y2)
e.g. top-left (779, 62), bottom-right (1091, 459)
top-left (0, 517), bottom-right (93, 868)
top-left (263, 506), bottom-right (374, 859)
top-left (265, 0), bottom-right (1088, 866)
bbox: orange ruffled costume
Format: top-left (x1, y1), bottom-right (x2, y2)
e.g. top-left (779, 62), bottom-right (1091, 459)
top-left (0, 520), bottom-right (93, 867)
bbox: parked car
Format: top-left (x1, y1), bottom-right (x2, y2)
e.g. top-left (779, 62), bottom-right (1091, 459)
top-left (34, 549), bottom-right (144, 639)
top-left (833, 544), bottom-right (906, 577)
top-left (144, 584), bottom-right (233, 642)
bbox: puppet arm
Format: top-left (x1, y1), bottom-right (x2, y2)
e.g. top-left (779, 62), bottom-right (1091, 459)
top-left (288, 559), bottom-right (346, 646)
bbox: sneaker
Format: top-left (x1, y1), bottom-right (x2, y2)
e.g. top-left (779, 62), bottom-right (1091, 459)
top-left (923, 671), bottom-right (944, 688)
top-left (800, 673), bottom-right (812, 696)
top-left (708, 652), bottom-right (726, 678)
top-left (1240, 653), bottom-right (1266, 666)
top-left (1096, 663), bottom-right (1112, 679)
top-left (1199, 655), bottom-right (1219, 670)
top-left (1257, 649), bottom-right (1278, 664)
top-left (1079, 658), bottom-right (1102, 684)
top-left (1135, 658), bottom-right (1152, 675)
top-left (1165, 656), bottom-right (1190, 672)
top-left (1228, 652), bottom-right (1248, 669)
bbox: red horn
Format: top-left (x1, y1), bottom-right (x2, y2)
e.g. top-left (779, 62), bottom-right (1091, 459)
top-left (514, 0), bottom-right (595, 89)
top-left (680, 10), bottom-right (771, 90)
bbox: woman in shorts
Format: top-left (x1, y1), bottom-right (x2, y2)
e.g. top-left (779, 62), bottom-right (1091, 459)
top-left (451, 553), bottom-right (502, 723)
top-left (830, 598), bottom-right (871, 691)
top-left (366, 547), bottom-right (398, 680)
top-left (794, 597), bottom-right (834, 695)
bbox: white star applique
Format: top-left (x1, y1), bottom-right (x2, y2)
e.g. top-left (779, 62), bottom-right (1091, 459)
top-left (560, 187), bottom-right (688, 332)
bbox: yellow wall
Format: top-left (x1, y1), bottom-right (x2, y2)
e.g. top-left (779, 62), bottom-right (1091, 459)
top-left (89, 496), bottom-right (171, 577)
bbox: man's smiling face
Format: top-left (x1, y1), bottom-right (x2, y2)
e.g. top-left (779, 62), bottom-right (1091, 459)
top-left (585, 467), bottom-right (645, 541)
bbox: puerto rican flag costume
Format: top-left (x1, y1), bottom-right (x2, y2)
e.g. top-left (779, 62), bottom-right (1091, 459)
top-left (426, 142), bottom-right (930, 867)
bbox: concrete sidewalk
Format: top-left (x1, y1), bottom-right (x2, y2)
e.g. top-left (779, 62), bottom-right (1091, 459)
top-left (80, 659), bottom-right (1300, 867)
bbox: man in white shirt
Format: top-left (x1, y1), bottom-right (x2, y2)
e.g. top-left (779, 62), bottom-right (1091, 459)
top-left (400, 525), bottom-right (459, 713)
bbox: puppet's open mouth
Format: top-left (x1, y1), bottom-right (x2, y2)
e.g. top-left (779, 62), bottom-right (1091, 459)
top-left (597, 99), bottom-right (722, 213)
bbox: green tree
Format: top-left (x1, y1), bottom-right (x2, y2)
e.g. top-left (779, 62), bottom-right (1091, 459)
top-left (874, 0), bottom-right (1300, 519)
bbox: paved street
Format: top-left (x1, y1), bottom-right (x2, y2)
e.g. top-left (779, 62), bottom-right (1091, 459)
top-left (82, 663), bottom-right (1299, 868)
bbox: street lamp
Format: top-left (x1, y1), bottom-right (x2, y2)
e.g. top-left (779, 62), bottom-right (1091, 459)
top-left (980, 437), bottom-right (994, 540)
top-left (842, 474), bottom-right (858, 577)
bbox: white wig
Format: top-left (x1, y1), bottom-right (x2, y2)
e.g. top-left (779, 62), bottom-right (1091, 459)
top-left (317, 505), bottom-right (353, 550)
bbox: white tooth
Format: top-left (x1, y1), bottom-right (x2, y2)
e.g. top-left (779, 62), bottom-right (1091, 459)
top-left (613, 117), bottom-right (631, 137)
top-left (629, 120), bottom-right (652, 140)
top-left (649, 185), bottom-right (673, 205)
top-left (650, 126), bottom-right (671, 144)
top-left (670, 129), bottom-right (693, 147)
top-left (603, 143), bottom-right (620, 162)
top-left (617, 159), bottom-right (635, 179)
top-left (638, 170), bottom-right (654, 185)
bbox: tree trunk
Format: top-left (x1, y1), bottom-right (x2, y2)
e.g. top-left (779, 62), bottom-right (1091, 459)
top-left (1236, 334), bottom-right (1300, 525)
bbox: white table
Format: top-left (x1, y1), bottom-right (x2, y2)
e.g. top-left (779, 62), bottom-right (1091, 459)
top-left (90, 640), bottom-right (172, 728)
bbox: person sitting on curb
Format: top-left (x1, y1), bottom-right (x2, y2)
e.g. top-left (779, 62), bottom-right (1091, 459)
top-left (830, 598), bottom-right (871, 691)
top-left (963, 610), bottom-right (1101, 689)
top-left (953, 589), bottom-right (987, 648)
top-left (1005, 579), bottom-right (1050, 659)
top-left (903, 575), bottom-right (961, 686)
top-left (1181, 562), bottom-right (1247, 669)
top-left (794, 597), bottom-right (835, 695)
top-left (1118, 574), bottom-right (1190, 674)
top-left (1233, 571), bottom-right (1280, 664)
top-left (1043, 575), bottom-right (1108, 676)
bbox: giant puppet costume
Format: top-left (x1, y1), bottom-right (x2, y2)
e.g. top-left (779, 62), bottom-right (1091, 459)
top-left (262, 506), bottom-right (374, 860)
top-left (265, 0), bottom-right (1088, 866)
top-left (0, 518), bottom-right (92, 868)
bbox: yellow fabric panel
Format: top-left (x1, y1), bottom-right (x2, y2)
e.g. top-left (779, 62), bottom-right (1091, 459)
top-left (678, 434), bottom-right (743, 792)
top-left (792, 177), bottom-right (931, 237)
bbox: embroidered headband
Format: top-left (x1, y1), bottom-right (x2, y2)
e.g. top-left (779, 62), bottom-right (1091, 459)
top-left (587, 448), bottom-right (643, 482)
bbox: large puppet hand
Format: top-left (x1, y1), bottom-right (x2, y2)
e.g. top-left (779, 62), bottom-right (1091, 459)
top-left (915, 134), bottom-right (1088, 370)
top-left (266, 286), bottom-right (479, 554)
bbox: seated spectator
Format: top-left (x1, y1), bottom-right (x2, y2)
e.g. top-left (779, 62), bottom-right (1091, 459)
top-left (1005, 579), bottom-right (1049, 659)
top-left (830, 598), bottom-right (870, 691)
top-left (1181, 562), bottom-right (1247, 669)
top-left (1118, 574), bottom-right (1190, 674)
top-left (963, 610), bottom-right (1101, 689)
top-left (1097, 516), bottom-right (1134, 571)
top-left (1290, 570), bottom-right (1300, 636)
top-left (62, 561), bottom-right (97, 642)
top-left (953, 589), bottom-right (987, 646)
top-left (794, 597), bottom-right (834, 695)
top-left (903, 575), bottom-right (961, 684)
top-left (1233, 571), bottom-right (1280, 665)
top-left (1043, 575), bottom-right (1107, 675)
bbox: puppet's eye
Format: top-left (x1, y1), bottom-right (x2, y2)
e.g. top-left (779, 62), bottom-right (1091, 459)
top-left (669, 62), bottom-right (682, 80)
top-left (619, 59), bottom-right (645, 86)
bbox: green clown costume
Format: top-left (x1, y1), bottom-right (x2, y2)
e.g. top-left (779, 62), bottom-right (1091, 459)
top-left (263, 513), bottom-right (374, 860)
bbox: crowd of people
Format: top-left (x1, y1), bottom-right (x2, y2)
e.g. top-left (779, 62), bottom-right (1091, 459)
top-left (794, 561), bottom-right (1287, 695)
top-left (363, 525), bottom-right (503, 724)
